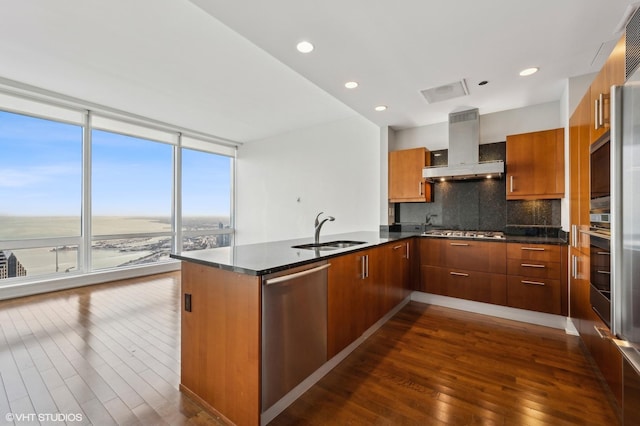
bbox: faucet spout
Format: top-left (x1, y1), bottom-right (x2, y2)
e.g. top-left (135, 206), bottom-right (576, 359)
top-left (314, 212), bottom-right (335, 244)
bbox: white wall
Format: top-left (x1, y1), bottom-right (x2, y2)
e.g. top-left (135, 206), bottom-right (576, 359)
top-left (236, 115), bottom-right (380, 245)
top-left (392, 101), bottom-right (562, 151)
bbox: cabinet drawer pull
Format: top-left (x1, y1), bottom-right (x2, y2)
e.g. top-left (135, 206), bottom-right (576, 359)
top-left (521, 263), bottom-right (546, 268)
top-left (594, 98), bottom-right (600, 130)
top-left (596, 270), bottom-right (611, 275)
top-left (521, 280), bottom-right (545, 286)
top-left (594, 325), bottom-right (611, 340)
top-left (393, 244), bottom-right (403, 250)
top-left (596, 251), bottom-right (610, 256)
top-left (521, 247), bottom-right (545, 251)
top-left (450, 243), bottom-right (470, 246)
top-left (510, 175), bottom-right (514, 193)
top-left (450, 272), bottom-right (469, 277)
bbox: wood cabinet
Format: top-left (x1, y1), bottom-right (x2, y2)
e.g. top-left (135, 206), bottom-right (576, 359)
top-left (569, 92), bottom-right (592, 254)
top-left (327, 240), bottom-right (411, 358)
top-left (506, 243), bottom-right (567, 315)
top-left (327, 249), bottom-right (369, 358)
top-left (389, 147), bottom-right (432, 202)
top-left (419, 238), bottom-right (569, 312)
top-left (180, 262), bottom-right (261, 426)
top-left (506, 128), bottom-right (565, 200)
top-left (418, 238), bottom-right (507, 305)
top-left (590, 35), bottom-right (625, 142)
top-left (582, 309), bottom-right (623, 406)
top-left (568, 34), bottom-right (625, 411)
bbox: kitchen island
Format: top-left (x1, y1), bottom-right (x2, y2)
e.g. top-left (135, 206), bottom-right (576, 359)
top-left (170, 231), bottom-right (415, 426)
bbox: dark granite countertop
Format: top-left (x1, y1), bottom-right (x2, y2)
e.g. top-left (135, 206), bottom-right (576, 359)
top-left (170, 231), bottom-right (414, 276)
top-left (171, 230), bottom-right (567, 276)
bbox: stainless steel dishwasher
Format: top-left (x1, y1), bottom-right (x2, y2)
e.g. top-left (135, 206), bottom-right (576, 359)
top-left (262, 260), bottom-right (330, 410)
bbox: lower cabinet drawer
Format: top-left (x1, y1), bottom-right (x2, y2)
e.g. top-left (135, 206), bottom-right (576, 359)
top-left (506, 275), bottom-right (562, 314)
top-left (446, 269), bottom-right (507, 306)
top-left (506, 258), bottom-right (561, 279)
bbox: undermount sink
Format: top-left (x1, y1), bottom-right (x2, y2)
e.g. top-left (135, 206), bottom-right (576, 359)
top-left (292, 240), bottom-right (366, 251)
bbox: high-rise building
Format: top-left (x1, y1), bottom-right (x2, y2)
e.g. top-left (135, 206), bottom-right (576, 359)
top-left (0, 250), bottom-right (27, 279)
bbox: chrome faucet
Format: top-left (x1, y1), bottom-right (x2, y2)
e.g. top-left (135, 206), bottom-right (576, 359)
top-left (314, 212), bottom-right (335, 244)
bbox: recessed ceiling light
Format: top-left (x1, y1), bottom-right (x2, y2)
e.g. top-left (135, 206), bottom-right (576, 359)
top-left (519, 67), bottom-right (539, 76)
top-left (345, 81), bottom-right (359, 89)
top-left (296, 41), bottom-right (314, 53)
top-left (478, 80), bottom-right (489, 86)
top-left (374, 105), bottom-right (387, 112)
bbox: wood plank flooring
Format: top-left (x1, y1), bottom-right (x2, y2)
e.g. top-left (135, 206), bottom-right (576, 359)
top-left (0, 273), bottom-right (620, 425)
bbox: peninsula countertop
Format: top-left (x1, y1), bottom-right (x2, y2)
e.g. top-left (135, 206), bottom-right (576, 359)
top-left (170, 231), bottom-right (415, 276)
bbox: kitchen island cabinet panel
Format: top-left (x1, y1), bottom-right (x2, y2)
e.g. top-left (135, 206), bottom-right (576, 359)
top-left (180, 261), bottom-right (261, 426)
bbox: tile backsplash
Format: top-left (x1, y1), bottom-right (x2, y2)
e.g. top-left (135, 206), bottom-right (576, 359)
top-left (395, 142), bottom-right (561, 232)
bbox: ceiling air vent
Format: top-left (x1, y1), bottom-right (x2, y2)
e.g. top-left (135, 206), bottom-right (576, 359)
top-left (627, 6), bottom-right (640, 79)
top-left (420, 79), bottom-right (469, 104)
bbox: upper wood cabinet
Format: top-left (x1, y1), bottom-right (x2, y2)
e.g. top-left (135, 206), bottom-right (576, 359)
top-left (506, 128), bottom-right (565, 200)
top-left (389, 147), bottom-right (432, 202)
top-left (591, 35), bottom-right (625, 143)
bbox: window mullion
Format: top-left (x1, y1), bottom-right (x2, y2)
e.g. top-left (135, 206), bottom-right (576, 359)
top-left (81, 111), bottom-right (92, 273)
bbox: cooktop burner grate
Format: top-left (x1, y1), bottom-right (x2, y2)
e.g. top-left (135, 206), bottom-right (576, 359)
top-left (421, 230), bottom-right (505, 239)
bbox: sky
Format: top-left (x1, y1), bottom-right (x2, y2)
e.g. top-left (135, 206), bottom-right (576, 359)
top-left (0, 110), bottom-right (231, 217)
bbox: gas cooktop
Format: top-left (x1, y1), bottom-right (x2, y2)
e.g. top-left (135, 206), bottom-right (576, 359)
top-left (421, 230), bottom-right (505, 239)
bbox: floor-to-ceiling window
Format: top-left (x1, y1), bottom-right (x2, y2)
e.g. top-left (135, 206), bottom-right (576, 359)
top-left (0, 90), bottom-right (236, 287)
top-left (181, 147), bottom-right (233, 251)
top-left (91, 129), bottom-right (174, 270)
top-left (0, 109), bottom-right (83, 280)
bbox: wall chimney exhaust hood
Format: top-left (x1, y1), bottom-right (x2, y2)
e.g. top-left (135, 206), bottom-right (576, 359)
top-left (422, 108), bottom-right (504, 181)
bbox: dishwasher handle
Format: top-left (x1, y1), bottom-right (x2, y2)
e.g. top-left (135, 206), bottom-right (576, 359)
top-left (264, 263), bottom-right (331, 285)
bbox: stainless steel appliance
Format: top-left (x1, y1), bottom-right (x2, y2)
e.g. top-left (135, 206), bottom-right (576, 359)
top-left (610, 59), bottom-right (640, 397)
top-left (261, 260), bottom-right (330, 410)
top-left (588, 136), bottom-right (613, 326)
top-left (590, 138), bottom-right (611, 231)
top-left (590, 232), bottom-right (611, 327)
top-left (421, 229), bottom-right (505, 239)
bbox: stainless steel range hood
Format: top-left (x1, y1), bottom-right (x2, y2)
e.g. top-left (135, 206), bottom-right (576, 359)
top-left (422, 108), bottom-right (504, 181)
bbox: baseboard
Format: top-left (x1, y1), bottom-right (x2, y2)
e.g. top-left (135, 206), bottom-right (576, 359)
top-left (0, 261), bottom-right (181, 301)
top-left (411, 291), bottom-right (573, 332)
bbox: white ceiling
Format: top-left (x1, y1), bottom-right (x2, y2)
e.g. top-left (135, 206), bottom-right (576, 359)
top-left (0, 0), bottom-right (637, 144)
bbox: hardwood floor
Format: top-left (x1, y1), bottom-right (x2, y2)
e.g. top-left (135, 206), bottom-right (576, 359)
top-left (272, 303), bottom-right (620, 425)
top-left (0, 273), bottom-right (620, 425)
